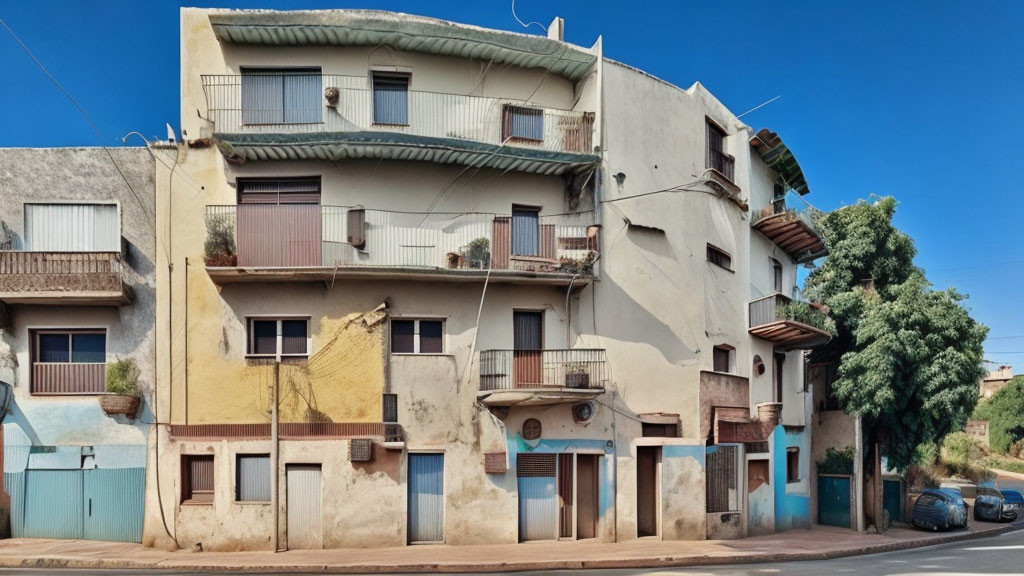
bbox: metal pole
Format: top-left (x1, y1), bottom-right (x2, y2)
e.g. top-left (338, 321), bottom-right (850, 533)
top-left (272, 360), bottom-right (280, 551)
top-left (855, 413), bottom-right (865, 532)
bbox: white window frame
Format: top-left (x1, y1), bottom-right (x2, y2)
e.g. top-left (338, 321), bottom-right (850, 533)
top-left (389, 317), bottom-right (446, 355)
top-left (245, 316), bottom-right (311, 359)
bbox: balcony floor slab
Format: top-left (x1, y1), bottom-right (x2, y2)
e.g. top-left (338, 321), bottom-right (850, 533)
top-left (206, 265), bottom-right (593, 287)
top-left (477, 387), bottom-right (604, 407)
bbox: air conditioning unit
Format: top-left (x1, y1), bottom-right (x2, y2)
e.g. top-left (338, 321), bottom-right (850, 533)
top-left (350, 439), bottom-right (373, 462)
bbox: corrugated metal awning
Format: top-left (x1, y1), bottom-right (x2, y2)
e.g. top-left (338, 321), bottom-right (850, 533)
top-left (215, 131), bottom-right (600, 176)
top-left (208, 10), bottom-right (598, 82)
top-left (749, 128), bottom-right (810, 196)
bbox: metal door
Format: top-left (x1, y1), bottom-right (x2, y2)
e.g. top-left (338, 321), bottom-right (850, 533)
top-left (22, 470), bottom-right (83, 539)
top-left (408, 453), bottom-right (444, 543)
top-left (518, 453), bottom-right (557, 541)
top-left (286, 465), bottom-right (323, 549)
top-left (84, 468), bottom-right (145, 542)
top-left (883, 479), bottom-right (902, 523)
top-left (817, 475), bottom-right (852, 528)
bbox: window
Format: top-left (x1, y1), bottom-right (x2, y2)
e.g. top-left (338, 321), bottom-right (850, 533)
top-left (241, 67), bottom-right (322, 125)
top-left (712, 346), bottom-right (733, 373)
top-left (786, 448), bottom-right (801, 483)
top-left (774, 352), bottom-right (786, 403)
top-left (641, 423), bottom-right (679, 437)
top-left (246, 318), bottom-right (309, 358)
top-left (31, 330), bottom-right (106, 394)
top-left (237, 177), bottom-right (321, 205)
top-left (502, 104), bottom-right (544, 142)
top-left (706, 119), bottom-right (733, 181)
top-left (772, 259), bottom-right (783, 293)
top-left (706, 244), bottom-right (732, 271)
top-left (372, 73), bottom-right (409, 125)
top-left (390, 319), bottom-right (444, 354)
top-left (706, 445), bottom-right (740, 513)
top-left (236, 454), bottom-right (271, 502)
top-left (182, 454), bottom-right (214, 504)
top-left (511, 206), bottom-right (541, 256)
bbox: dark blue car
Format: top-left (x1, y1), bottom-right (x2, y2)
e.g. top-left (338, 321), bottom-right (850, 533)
top-left (1001, 489), bottom-right (1024, 512)
top-left (912, 489), bottom-right (968, 531)
top-left (974, 493), bottom-right (1017, 522)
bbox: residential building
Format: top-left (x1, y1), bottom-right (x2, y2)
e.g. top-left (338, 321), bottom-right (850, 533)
top-left (980, 364), bottom-right (1013, 399)
top-left (147, 8), bottom-right (829, 550)
top-left (0, 148), bottom-right (156, 542)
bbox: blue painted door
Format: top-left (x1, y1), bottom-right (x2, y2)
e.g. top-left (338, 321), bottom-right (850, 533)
top-left (883, 479), bottom-right (902, 523)
top-left (84, 468), bottom-right (145, 543)
top-left (22, 470), bottom-right (84, 539)
top-left (817, 475), bottom-right (852, 528)
top-left (408, 453), bottom-right (444, 543)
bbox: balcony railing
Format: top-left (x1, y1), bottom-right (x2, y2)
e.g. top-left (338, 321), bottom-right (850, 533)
top-left (479, 349), bottom-right (608, 391)
top-left (205, 205), bottom-right (598, 275)
top-left (748, 293), bottom-right (832, 348)
top-left (31, 362), bottom-right (106, 395)
top-left (752, 191), bottom-right (827, 262)
top-left (0, 252), bottom-right (130, 305)
top-left (200, 74), bottom-right (595, 155)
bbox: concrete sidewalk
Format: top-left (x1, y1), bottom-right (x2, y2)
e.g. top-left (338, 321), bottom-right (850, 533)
top-left (0, 521), bottom-right (1020, 573)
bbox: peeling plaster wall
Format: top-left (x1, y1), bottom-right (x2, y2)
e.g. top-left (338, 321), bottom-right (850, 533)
top-left (0, 148), bottom-right (156, 539)
top-left (661, 442), bottom-right (705, 540)
top-left (773, 425), bottom-right (811, 532)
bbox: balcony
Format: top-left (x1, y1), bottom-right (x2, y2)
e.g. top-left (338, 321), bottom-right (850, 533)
top-left (0, 252), bottom-right (132, 306)
top-left (203, 205), bottom-right (599, 286)
top-left (752, 191), bottom-right (827, 263)
top-left (748, 293), bottom-right (832, 349)
top-left (200, 74), bottom-right (599, 176)
top-left (477, 348), bottom-right (608, 406)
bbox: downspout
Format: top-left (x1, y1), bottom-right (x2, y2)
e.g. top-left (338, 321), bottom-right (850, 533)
top-left (272, 360), bottom-right (281, 551)
top-left (855, 412), bottom-right (864, 532)
top-left (183, 257), bottom-right (189, 425)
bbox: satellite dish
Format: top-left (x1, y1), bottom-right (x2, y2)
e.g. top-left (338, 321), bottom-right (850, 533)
top-left (166, 123), bottom-right (177, 144)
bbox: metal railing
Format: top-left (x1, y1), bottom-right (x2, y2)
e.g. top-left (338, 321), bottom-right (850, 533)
top-left (31, 362), bottom-right (106, 395)
top-left (205, 205), bottom-right (598, 273)
top-left (478, 349), bottom-right (608, 391)
top-left (748, 292), bottom-right (831, 333)
top-left (200, 74), bottom-right (595, 154)
top-left (708, 148), bottom-right (735, 182)
top-left (0, 251), bottom-right (125, 294)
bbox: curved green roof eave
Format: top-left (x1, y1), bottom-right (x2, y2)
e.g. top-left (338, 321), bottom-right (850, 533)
top-left (750, 128), bottom-right (810, 196)
top-left (214, 131), bottom-right (600, 176)
top-left (208, 10), bottom-right (598, 82)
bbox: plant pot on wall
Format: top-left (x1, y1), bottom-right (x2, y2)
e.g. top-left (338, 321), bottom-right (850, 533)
top-left (565, 371), bottom-right (590, 389)
top-left (99, 394), bottom-right (141, 418)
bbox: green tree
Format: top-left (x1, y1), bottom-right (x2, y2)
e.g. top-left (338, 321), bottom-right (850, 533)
top-left (805, 197), bottom-right (987, 530)
top-left (973, 376), bottom-right (1024, 454)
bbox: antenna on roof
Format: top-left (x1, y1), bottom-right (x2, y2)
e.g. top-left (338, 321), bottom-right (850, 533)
top-left (737, 95), bottom-right (781, 119)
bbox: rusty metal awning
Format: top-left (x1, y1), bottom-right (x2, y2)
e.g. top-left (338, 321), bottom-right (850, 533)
top-left (750, 128), bottom-right (810, 196)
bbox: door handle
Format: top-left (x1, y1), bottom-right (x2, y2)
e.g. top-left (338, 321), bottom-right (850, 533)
top-left (88, 498), bottom-right (92, 516)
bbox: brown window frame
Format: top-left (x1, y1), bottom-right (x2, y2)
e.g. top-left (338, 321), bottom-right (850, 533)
top-left (786, 447), bottom-right (801, 484)
top-left (390, 318), bottom-right (445, 355)
top-left (245, 317), bottom-right (310, 359)
top-left (705, 118), bottom-right (734, 182)
top-left (772, 259), bottom-right (783, 293)
top-left (712, 345), bottom-right (733, 373)
top-left (706, 244), bottom-right (732, 271)
top-left (236, 177), bottom-right (322, 205)
top-left (30, 328), bottom-right (108, 395)
top-left (182, 454), bottom-right (215, 505)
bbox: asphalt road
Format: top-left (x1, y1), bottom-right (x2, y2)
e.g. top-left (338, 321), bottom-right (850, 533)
top-left (0, 527), bottom-right (1022, 575)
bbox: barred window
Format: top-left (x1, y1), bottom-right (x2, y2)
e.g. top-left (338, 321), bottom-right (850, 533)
top-left (706, 445), bottom-right (740, 513)
top-left (182, 454), bottom-right (214, 504)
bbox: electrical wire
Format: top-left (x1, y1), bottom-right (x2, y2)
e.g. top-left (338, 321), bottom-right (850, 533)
top-left (511, 0), bottom-right (548, 32)
top-left (0, 17), bottom-right (155, 230)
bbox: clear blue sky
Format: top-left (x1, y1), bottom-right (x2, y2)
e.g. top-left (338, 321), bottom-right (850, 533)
top-left (1, 1), bottom-right (1021, 365)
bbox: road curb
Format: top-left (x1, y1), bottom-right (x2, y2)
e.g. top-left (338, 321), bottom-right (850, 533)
top-left (0, 523), bottom-right (1021, 573)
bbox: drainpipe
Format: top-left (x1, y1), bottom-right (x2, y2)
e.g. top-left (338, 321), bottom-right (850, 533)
top-left (855, 412), bottom-right (864, 532)
top-left (272, 360), bottom-right (280, 551)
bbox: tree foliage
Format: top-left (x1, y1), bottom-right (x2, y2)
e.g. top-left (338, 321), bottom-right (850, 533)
top-left (806, 197), bottom-right (987, 470)
top-left (973, 376), bottom-right (1024, 454)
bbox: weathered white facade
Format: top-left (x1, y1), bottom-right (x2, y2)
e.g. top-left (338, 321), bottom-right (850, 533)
top-left (146, 8), bottom-right (830, 550)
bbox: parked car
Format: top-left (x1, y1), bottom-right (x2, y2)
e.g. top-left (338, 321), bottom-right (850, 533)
top-left (1001, 489), bottom-right (1024, 512)
top-left (974, 493), bottom-right (1018, 523)
top-left (977, 481), bottom-right (1002, 498)
top-left (937, 487), bottom-right (970, 522)
top-left (913, 489), bottom-right (968, 531)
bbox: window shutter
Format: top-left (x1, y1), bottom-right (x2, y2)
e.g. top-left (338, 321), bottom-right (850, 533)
top-left (382, 393), bottom-right (398, 423)
top-left (347, 208), bottom-right (366, 250)
top-left (484, 452), bottom-right (508, 474)
top-left (350, 439), bottom-right (373, 462)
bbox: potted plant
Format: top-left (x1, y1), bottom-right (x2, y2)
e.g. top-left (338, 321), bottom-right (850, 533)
top-left (100, 358), bottom-right (142, 418)
top-left (203, 215), bottom-right (237, 267)
top-left (466, 237), bottom-right (490, 269)
top-left (564, 363), bottom-right (590, 389)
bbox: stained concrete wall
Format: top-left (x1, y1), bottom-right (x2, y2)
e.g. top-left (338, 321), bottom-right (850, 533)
top-left (0, 147), bottom-right (156, 538)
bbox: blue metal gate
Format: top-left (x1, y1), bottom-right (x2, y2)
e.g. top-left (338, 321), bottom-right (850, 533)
top-left (22, 470), bottom-right (84, 539)
top-left (84, 468), bottom-right (146, 542)
top-left (817, 475), bottom-right (852, 528)
top-left (408, 453), bottom-right (444, 543)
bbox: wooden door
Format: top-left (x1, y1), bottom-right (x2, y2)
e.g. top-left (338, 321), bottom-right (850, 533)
top-left (576, 454), bottom-right (599, 539)
top-left (636, 446), bottom-right (660, 537)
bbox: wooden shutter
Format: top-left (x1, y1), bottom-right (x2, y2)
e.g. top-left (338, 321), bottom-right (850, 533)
top-left (492, 217), bottom-right (510, 269)
top-left (484, 452), bottom-right (508, 474)
top-left (539, 224), bottom-right (556, 260)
